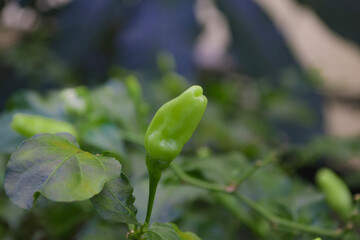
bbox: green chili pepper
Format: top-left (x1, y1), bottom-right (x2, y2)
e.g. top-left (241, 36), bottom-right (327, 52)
top-left (144, 85), bottom-right (207, 171)
top-left (316, 168), bottom-right (353, 218)
top-left (11, 113), bottom-right (78, 138)
top-left (144, 85), bottom-right (207, 226)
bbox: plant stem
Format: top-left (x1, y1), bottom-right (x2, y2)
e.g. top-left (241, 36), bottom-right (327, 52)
top-left (234, 193), bottom-right (341, 237)
top-left (128, 224), bottom-right (135, 231)
top-left (234, 151), bottom-right (276, 188)
top-left (213, 192), bottom-right (264, 236)
top-left (170, 161), bottom-right (342, 238)
top-left (144, 170), bottom-right (161, 226)
top-left (170, 163), bottom-right (226, 192)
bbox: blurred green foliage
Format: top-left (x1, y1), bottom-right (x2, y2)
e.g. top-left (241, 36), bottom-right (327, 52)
top-left (0, 69), bottom-right (359, 239)
top-left (1, 0), bottom-right (360, 238)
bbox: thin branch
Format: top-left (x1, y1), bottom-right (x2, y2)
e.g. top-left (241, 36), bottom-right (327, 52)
top-left (233, 151), bottom-right (277, 188)
top-left (170, 163), bottom-right (226, 192)
top-left (235, 193), bottom-right (341, 237)
top-left (170, 161), bottom-right (342, 238)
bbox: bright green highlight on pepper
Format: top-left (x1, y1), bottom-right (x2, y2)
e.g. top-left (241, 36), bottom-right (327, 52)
top-left (144, 85), bottom-right (207, 164)
top-left (11, 113), bottom-right (78, 138)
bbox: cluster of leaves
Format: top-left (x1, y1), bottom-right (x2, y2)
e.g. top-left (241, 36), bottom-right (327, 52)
top-left (1, 0), bottom-right (360, 239)
top-left (0, 71), bottom-right (360, 239)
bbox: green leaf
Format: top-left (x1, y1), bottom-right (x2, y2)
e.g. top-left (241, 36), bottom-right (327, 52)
top-left (91, 80), bottom-right (137, 130)
top-left (146, 222), bottom-right (180, 240)
top-left (7, 91), bottom-right (64, 117)
top-left (4, 133), bottom-right (121, 209)
top-left (0, 112), bottom-right (24, 154)
top-left (81, 123), bottom-right (126, 158)
top-left (91, 173), bottom-right (138, 224)
top-left (171, 224), bottom-right (202, 240)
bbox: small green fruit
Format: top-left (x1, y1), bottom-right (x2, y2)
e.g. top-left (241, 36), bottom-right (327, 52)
top-left (316, 168), bottom-right (353, 218)
top-left (11, 113), bottom-right (78, 138)
top-left (144, 85), bottom-right (207, 172)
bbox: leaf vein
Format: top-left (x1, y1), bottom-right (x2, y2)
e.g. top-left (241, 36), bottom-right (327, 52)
top-left (106, 185), bottom-right (136, 218)
top-left (42, 151), bottom-right (81, 188)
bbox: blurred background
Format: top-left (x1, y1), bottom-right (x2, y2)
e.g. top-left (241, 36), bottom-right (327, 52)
top-left (1, 0), bottom-right (360, 138)
top-left (1, 0), bottom-right (360, 239)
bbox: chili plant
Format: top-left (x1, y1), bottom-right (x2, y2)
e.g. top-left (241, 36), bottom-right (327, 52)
top-left (2, 81), bottom-right (360, 239)
top-left (4, 85), bottom-right (206, 240)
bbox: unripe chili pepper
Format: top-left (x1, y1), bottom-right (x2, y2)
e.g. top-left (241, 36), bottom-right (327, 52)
top-left (143, 85), bottom-right (207, 226)
top-left (316, 168), bottom-right (353, 218)
top-left (144, 85), bottom-right (207, 171)
top-left (11, 113), bottom-right (78, 138)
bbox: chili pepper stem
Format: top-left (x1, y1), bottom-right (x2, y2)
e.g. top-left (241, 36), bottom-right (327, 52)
top-left (145, 169), bottom-right (162, 226)
top-left (170, 160), bottom-right (342, 238)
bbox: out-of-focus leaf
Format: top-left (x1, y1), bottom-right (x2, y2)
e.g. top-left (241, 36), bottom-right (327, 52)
top-left (6, 91), bottom-right (64, 118)
top-left (161, 72), bottom-right (189, 97)
top-left (80, 123), bottom-right (126, 158)
top-left (263, 90), bottom-right (315, 126)
top-left (180, 152), bottom-right (249, 185)
top-left (343, 231), bottom-right (360, 240)
top-left (300, 136), bottom-right (360, 161)
top-left (91, 80), bottom-right (138, 131)
top-left (4, 133), bottom-right (121, 209)
top-left (146, 222), bottom-right (180, 240)
top-left (0, 113), bottom-right (24, 154)
top-left (197, 116), bottom-right (269, 156)
top-left (2, 37), bottom-right (77, 89)
top-left (171, 223), bottom-right (201, 240)
top-left (91, 173), bottom-right (138, 224)
top-left (157, 51), bottom-right (176, 73)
